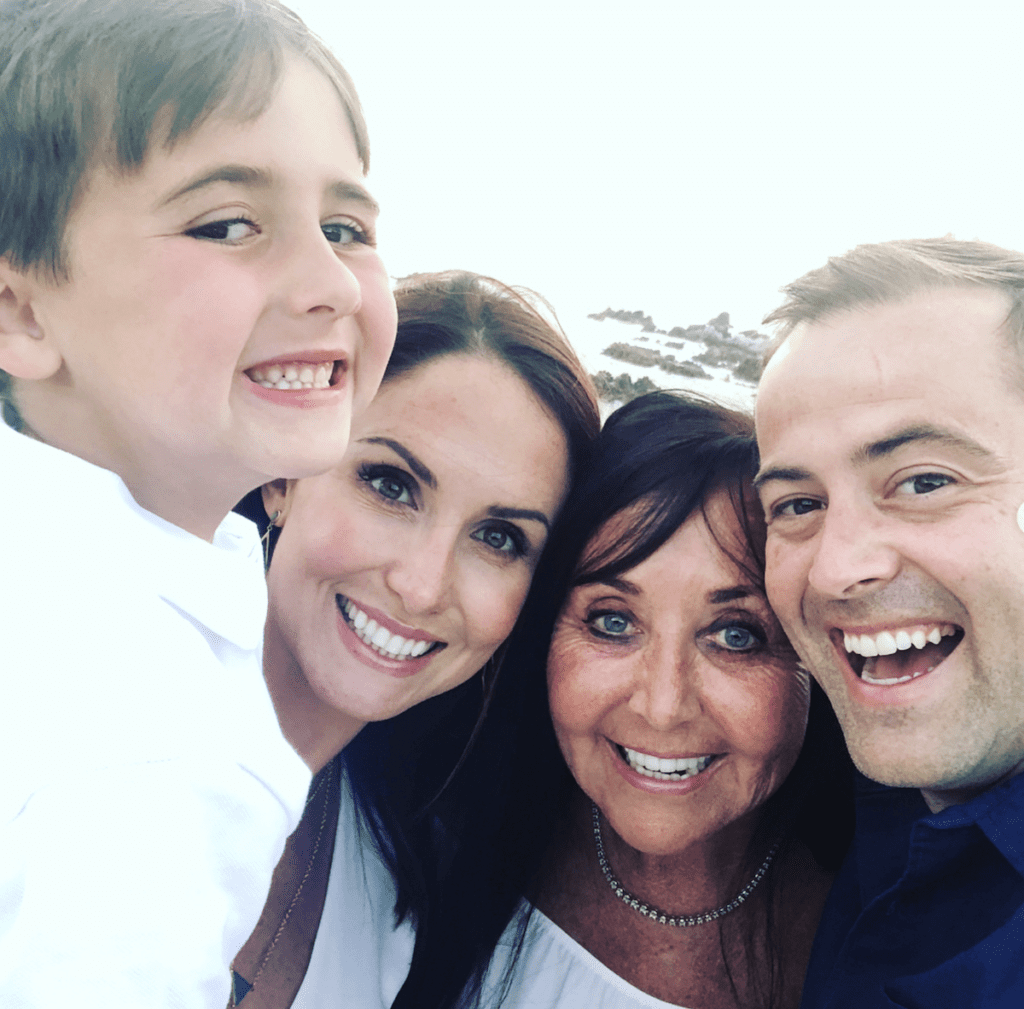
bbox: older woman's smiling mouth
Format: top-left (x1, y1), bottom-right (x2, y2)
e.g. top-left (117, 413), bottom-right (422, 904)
top-left (615, 744), bottom-right (720, 781)
top-left (336, 595), bottom-right (445, 660)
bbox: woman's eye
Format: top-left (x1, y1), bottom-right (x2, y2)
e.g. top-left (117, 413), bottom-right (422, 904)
top-left (322, 219), bottom-right (369, 247)
top-left (185, 218), bottom-right (259, 243)
top-left (894, 472), bottom-right (954, 496)
top-left (587, 611), bottom-right (634, 639)
top-left (370, 474), bottom-right (412, 504)
top-left (471, 524), bottom-right (526, 558)
top-left (708, 623), bottom-right (764, 653)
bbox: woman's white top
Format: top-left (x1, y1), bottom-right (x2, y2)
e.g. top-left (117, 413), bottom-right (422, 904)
top-left (295, 773), bottom-right (690, 1009)
top-left (0, 420), bottom-right (311, 1007)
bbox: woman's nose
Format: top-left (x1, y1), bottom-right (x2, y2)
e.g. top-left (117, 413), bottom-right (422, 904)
top-left (382, 526), bottom-right (457, 616)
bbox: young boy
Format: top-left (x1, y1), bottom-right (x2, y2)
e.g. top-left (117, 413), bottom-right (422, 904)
top-left (0, 1), bottom-right (397, 1004)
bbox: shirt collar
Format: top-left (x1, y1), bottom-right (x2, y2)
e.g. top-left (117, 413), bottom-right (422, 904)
top-left (1, 419), bottom-right (267, 649)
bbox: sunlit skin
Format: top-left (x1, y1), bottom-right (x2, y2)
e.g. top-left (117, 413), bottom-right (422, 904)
top-left (0, 56), bottom-right (396, 540)
top-left (263, 354), bottom-right (570, 773)
top-left (756, 287), bottom-right (1024, 811)
top-left (547, 494), bottom-right (809, 892)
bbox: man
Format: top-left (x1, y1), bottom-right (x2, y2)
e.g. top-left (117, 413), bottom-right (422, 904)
top-left (755, 238), bottom-right (1024, 1008)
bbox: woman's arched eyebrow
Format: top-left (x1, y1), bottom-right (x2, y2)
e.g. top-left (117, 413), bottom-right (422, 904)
top-left (487, 506), bottom-right (551, 530)
top-left (359, 437), bottom-right (435, 488)
top-left (709, 586), bottom-right (756, 604)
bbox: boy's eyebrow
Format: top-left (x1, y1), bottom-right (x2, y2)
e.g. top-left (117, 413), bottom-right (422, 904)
top-left (158, 165), bottom-right (380, 214)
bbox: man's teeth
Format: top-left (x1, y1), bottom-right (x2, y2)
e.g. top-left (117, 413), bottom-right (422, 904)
top-left (340, 597), bottom-right (435, 659)
top-left (622, 746), bottom-right (714, 781)
top-left (844, 624), bottom-right (956, 657)
top-left (249, 362), bottom-right (333, 390)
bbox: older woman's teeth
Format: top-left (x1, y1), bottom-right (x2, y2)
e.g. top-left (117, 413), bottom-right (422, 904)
top-left (339, 597), bottom-right (435, 659)
top-left (248, 362), bottom-right (333, 390)
top-left (622, 747), bottom-right (714, 781)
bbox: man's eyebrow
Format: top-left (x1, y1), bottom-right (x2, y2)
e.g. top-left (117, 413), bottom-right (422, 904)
top-left (487, 506), bottom-right (551, 530)
top-left (753, 465), bottom-right (814, 492)
top-left (360, 437), bottom-right (436, 489)
top-left (854, 424), bottom-right (996, 465)
top-left (158, 167), bottom-right (380, 215)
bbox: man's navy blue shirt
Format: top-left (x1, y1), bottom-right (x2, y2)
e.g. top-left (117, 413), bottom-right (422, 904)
top-left (801, 769), bottom-right (1024, 1008)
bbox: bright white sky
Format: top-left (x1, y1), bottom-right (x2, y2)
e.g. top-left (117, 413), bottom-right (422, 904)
top-left (291, 0), bottom-right (1024, 335)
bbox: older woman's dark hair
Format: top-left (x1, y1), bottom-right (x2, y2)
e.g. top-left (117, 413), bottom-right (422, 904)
top-left (380, 391), bottom-right (852, 1008)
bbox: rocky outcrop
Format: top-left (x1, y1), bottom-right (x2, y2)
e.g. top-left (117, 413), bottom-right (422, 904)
top-left (594, 307), bottom-right (768, 393)
top-left (591, 370), bottom-right (659, 405)
top-left (587, 307), bottom-right (657, 332)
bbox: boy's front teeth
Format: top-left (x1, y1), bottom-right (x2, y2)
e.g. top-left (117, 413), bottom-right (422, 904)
top-left (248, 362), bottom-right (332, 390)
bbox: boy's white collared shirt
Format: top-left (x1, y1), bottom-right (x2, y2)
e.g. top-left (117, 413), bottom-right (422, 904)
top-left (0, 419), bottom-right (310, 1006)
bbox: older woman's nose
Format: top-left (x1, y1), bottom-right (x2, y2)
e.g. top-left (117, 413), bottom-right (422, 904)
top-left (627, 638), bottom-right (702, 731)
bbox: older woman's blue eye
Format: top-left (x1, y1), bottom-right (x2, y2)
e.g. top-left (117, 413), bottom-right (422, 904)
top-left (590, 612), bottom-right (632, 637)
top-left (714, 625), bottom-right (761, 651)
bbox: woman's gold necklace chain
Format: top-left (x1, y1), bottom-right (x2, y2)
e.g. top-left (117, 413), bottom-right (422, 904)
top-left (591, 802), bottom-right (779, 927)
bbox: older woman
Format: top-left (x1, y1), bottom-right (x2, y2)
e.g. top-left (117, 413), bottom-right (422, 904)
top-left (228, 271), bottom-right (600, 1007)
top-left (377, 391), bottom-right (853, 1009)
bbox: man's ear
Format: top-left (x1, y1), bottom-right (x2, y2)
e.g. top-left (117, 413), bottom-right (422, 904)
top-left (0, 260), bottom-right (62, 381)
top-left (261, 479), bottom-right (298, 526)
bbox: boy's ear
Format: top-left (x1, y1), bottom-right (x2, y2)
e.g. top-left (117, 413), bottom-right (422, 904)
top-left (261, 479), bottom-right (298, 526)
top-left (0, 259), bottom-right (63, 381)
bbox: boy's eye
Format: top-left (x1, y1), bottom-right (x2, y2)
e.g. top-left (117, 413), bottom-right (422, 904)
top-left (185, 218), bottom-right (259, 243)
top-left (471, 523), bottom-right (526, 558)
top-left (893, 472), bottom-right (954, 496)
top-left (322, 219), bottom-right (368, 247)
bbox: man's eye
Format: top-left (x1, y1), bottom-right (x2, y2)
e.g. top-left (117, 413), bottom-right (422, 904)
top-left (774, 497), bottom-right (823, 518)
top-left (894, 472), bottom-right (954, 496)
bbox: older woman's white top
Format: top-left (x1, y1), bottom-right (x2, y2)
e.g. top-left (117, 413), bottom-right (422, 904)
top-left (294, 772), bottom-right (690, 1009)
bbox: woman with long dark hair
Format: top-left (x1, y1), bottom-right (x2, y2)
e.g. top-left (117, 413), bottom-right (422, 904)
top-left (228, 270), bottom-right (600, 1007)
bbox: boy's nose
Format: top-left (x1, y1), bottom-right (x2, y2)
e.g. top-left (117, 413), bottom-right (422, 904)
top-left (280, 230), bottom-right (363, 319)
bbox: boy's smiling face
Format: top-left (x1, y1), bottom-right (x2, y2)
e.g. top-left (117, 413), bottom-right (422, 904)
top-left (3, 55), bottom-right (396, 538)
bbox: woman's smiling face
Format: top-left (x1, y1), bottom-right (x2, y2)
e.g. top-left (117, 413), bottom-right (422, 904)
top-left (263, 353), bottom-right (570, 756)
top-left (547, 493), bottom-right (810, 857)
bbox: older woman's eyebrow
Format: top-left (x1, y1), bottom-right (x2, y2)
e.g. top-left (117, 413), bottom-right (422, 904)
top-left (487, 505), bottom-right (551, 530)
top-left (709, 586), bottom-right (757, 604)
top-left (359, 437), bottom-right (436, 489)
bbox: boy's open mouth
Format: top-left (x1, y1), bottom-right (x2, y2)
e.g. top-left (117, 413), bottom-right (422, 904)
top-left (839, 623), bottom-right (964, 685)
top-left (246, 359), bottom-right (346, 391)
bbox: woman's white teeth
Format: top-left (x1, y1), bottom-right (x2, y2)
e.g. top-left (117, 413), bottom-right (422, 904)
top-left (249, 361), bottom-right (332, 390)
top-left (340, 598), bottom-right (434, 659)
top-left (844, 624), bottom-right (956, 657)
top-left (622, 746), bottom-right (714, 780)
